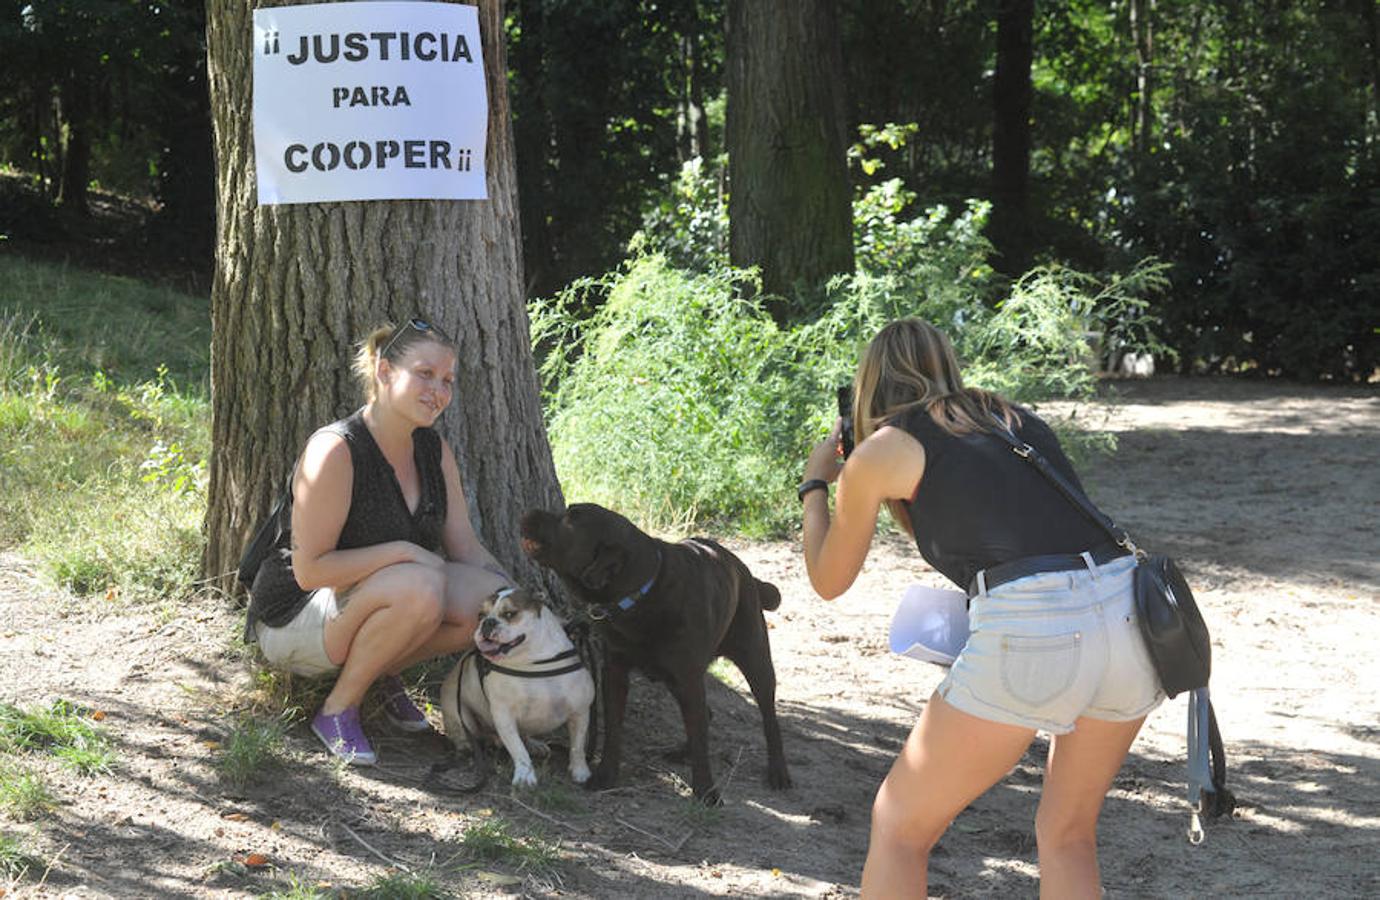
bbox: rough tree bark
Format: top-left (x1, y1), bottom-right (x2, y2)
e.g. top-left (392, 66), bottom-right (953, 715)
top-left (725, 0), bottom-right (853, 313)
top-left (203, 0), bottom-right (565, 602)
top-left (989, 0), bottom-right (1035, 278)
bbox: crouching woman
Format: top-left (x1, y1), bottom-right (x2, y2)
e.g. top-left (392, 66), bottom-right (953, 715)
top-left (243, 318), bottom-right (512, 765)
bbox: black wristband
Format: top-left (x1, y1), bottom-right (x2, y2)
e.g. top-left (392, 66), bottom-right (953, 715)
top-left (797, 478), bottom-right (829, 502)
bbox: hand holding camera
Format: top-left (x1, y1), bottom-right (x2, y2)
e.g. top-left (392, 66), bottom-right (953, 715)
top-left (837, 385), bottom-right (855, 460)
top-left (800, 386), bottom-right (856, 500)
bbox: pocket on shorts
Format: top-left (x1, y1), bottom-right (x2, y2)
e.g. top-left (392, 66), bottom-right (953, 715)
top-left (999, 632), bottom-right (1082, 708)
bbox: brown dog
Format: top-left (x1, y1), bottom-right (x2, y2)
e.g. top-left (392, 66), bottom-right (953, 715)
top-left (520, 503), bottom-right (791, 803)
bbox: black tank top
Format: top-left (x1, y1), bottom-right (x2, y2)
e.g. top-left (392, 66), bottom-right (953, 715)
top-left (895, 405), bottom-right (1108, 589)
top-left (245, 408), bottom-right (448, 631)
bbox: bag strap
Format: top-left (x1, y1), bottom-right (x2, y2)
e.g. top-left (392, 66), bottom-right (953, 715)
top-left (988, 417), bottom-right (1236, 837)
top-left (985, 417), bottom-right (1144, 559)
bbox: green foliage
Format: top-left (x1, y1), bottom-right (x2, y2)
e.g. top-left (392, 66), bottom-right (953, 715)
top-left (257, 873), bottom-right (334, 900)
top-left (359, 871), bottom-right (451, 899)
top-left (215, 718), bottom-right (288, 787)
top-left (0, 257), bottom-right (208, 601)
top-left (537, 191), bottom-right (1162, 534)
top-left (0, 0), bottom-right (206, 201)
top-left (526, 779), bottom-right (586, 815)
top-left (964, 260), bottom-right (1173, 403)
top-left (533, 257), bottom-right (790, 534)
top-left (633, 154), bottom-right (730, 273)
top-left (458, 818), bottom-right (559, 872)
top-left (0, 700), bottom-right (114, 775)
top-left (0, 762), bottom-right (56, 822)
top-left (0, 831), bottom-right (37, 880)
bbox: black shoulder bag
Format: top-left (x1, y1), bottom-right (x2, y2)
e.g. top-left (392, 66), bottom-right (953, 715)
top-left (988, 420), bottom-right (1235, 842)
top-left (236, 469), bottom-right (296, 592)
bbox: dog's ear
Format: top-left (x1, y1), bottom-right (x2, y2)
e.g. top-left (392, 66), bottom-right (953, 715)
top-left (578, 542), bottom-right (625, 590)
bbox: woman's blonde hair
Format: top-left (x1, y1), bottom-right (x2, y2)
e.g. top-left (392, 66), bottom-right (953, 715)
top-left (853, 318), bottom-right (1019, 532)
top-left (352, 319), bottom-right (457, 402)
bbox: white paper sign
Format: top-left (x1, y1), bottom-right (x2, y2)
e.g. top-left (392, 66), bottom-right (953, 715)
top-left (252, 2), bottom-right (488, 206)
top-left (889, 584), bottom-right (971, 667)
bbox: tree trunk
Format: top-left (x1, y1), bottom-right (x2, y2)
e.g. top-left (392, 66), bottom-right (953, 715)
top-left (1361, 0), bottom-right (1380, 150)
top-left (989, 0), bottom-right (1035, 278)
top-left (203, 0), bottom-right (565, 602)
top-left (1131, 0), bottom-right (1155, 161)
top-left (511, 0), bottom-right (555, 297)
top-left (56, 79), bottom-right (92, 215)
top-left (677, 15), bottom-right (709, 163)
top-left (726, 0), bottom-right (853, 312)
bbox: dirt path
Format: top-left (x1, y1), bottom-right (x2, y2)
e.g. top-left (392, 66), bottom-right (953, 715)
top-left (2, 376), bottom-right (1378, 898)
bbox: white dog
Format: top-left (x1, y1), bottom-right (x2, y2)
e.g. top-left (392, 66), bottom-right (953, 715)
top-left (440, 587), bottom-right (595, 788)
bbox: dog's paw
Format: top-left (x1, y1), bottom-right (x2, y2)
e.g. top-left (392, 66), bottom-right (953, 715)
top-left (583, 767), bottom-right (618, 792)
top-left (511, 763), bottom-right (538, 788)
top-left (569, 761), bottom-right (592, 784)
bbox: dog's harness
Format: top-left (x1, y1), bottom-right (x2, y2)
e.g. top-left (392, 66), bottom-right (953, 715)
top-left (463, 647), bottom-right (586, 684)
top-left (429, 646), bottom-right (588, 796)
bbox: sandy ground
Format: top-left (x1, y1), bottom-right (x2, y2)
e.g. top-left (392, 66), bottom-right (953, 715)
top-left (1, 375), bottom-right (1378, 898)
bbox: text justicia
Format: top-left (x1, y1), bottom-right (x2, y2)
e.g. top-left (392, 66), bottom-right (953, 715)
top-left (263, 31), bottom-right (475, 65)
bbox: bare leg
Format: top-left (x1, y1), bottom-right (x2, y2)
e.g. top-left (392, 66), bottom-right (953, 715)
top-left (861, 691), bottom-right (1035, 899)
top-left (441, 561), bottom-right (510, 631)
top-left (1036, 715), bottom-right (1146, 899)
top-left (384, 623), bottom-right (473, 675)
top-left (319, 563), bottom-right (444, 715)
top-left (377, 562), bottom-right (505, 676)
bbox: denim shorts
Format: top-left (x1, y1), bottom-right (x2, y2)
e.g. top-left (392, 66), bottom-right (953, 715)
top-left (936, 554), bottom-right (1163, 734)
top-left (255, 588), bottom-right (343, 678)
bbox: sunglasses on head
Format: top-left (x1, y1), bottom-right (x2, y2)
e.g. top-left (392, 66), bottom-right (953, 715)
top-left (381, 317), bottom-right (451, 358)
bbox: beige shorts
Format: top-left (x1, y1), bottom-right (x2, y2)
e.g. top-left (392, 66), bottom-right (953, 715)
top-left (937, 555), bottom-right (1164, 734)
top-left (256, 588), bottom-right (343, 678)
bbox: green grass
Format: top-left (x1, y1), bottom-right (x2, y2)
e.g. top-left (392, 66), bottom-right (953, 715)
top-left (526, 778), bottom-right (586, 814)
top-left (458, 817), bottom-right (559, 872)
top-left (0, 762), bottom-right (56, 821)
top-left (0, 831), bottom-right (38, 880)
top-left (0, 700), bottom-right (115, 775)
top-left (257, 872), bottom-right (334, 899)
top-left (359, 870), bottom-right (451, 899)
top-left (678, 795), bottom-right (723, 830)
top-left (0, 255), bottom-right (208, 601)
top-left (215, 717), bottom-right (287, 787)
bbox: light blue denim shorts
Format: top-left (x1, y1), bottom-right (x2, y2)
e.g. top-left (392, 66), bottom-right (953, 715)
top-left (937, 554), bottom-right (1164, 734)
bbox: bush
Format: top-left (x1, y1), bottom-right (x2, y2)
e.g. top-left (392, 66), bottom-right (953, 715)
top-left (533, 240), bottom-right (1166, 535)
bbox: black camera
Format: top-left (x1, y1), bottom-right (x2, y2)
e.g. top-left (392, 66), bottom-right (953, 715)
top-left (837, 385), bottom-right (855, 459)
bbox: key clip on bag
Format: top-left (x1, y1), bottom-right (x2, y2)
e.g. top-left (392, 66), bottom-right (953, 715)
top-left (988, 416), bottom-right (1235, 843)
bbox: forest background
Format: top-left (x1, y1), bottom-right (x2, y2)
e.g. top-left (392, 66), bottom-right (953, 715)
top-left (0, 2), bottom-right (1378, 894)
top-left (2, 0), bottom-right (1377, 383)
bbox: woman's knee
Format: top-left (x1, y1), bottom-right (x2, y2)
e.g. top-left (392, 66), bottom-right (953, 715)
top-left (870, 782), bottom-right (942, 856)
top-left (1034, 802), bottom-right (1099, 852)
top-left (383, 564), bottom-right (445, 628)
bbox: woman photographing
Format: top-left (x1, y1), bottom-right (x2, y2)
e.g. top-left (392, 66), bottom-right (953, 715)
top-left (801, 318), bottom-right (1162, 898)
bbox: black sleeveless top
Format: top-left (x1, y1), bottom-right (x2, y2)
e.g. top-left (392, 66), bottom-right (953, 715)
top-left (895, 405), bottom-right (1108, 589)
top-left (244, 408), bottom-right (448, 637)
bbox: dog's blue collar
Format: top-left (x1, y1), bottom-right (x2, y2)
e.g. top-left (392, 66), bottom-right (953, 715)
top-left (592, 549), bottom-right (662, 619)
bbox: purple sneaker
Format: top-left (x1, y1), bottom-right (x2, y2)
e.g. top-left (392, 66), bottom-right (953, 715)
top-left (311, 706), bottom-right (377, 766)
top-left (377, 675), bottom-right (432, 733)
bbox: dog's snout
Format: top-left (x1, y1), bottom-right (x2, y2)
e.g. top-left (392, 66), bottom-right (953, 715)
top-left (480, 617), bottom-right (501, 638)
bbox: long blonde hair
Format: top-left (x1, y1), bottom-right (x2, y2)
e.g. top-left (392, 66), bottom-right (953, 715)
top-left (852, 319), bottom-right (1020, 531)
